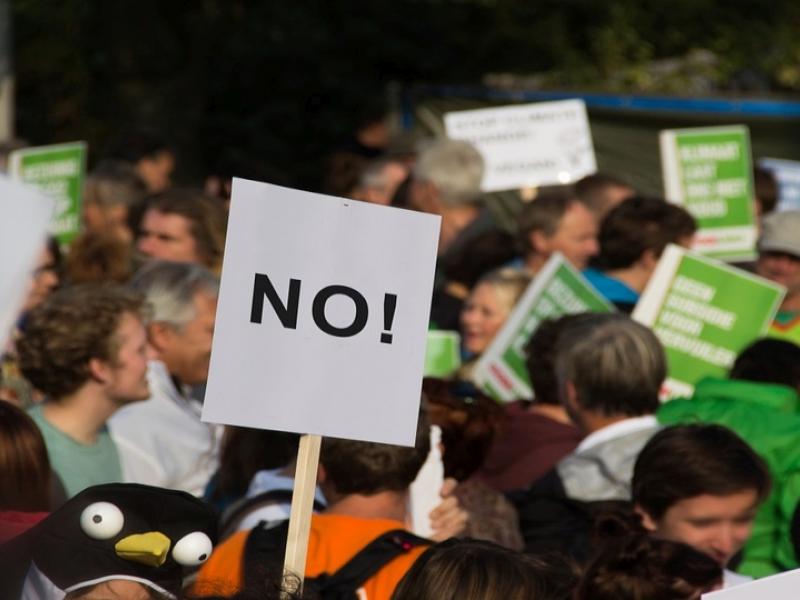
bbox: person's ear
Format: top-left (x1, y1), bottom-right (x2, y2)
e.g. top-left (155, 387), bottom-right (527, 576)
top-left (530, 230), bottom-right (552, 256)
top-left (639, 248), bottom-right (659, 272)
top-left (88, 357), bottom-right (113, 384)
top-left (147, 322), bottom-right (175, 354)
top-left (635, 504), bottom-right (658, 532)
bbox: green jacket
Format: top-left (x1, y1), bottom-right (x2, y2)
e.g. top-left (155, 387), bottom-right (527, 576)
top-left (658, 377), bottom-right (800, 578)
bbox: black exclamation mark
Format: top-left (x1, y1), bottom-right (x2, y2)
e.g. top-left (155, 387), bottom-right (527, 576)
top-left (381, 294), bottom-right (397, 344)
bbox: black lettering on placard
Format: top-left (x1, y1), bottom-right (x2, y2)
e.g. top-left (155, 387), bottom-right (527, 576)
top-left (312, 285), bottom-right (369, 337)
top-left (250, 273), bottom-right (301, 328)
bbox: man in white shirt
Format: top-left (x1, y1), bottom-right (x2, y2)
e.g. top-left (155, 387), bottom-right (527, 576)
top-left (109, 261), bottom-right (221, 496)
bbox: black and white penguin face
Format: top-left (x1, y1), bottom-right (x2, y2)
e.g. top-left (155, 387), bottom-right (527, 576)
top-left (25, 483), bottom-right (217, 597)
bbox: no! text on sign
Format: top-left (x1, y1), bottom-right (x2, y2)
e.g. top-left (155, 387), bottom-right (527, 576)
top-left (444, 99), bottom-right (596, 192)
top-left (202, 179), bottom-right (441, 447)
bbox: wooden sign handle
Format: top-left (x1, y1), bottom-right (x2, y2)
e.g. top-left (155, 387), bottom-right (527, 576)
top-left (283, 433), bottom-right (322, 593)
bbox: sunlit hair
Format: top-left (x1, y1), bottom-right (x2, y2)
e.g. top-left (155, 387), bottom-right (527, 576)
top-left (413, 139), bottom-right (484, 206)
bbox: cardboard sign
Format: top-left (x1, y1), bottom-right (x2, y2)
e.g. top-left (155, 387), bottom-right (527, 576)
top-left (0, 177), bottom-right (56, 347)
top-left (9, 142), bottom-right (87, 246)
top-left (702, 568), bottom-right (800, 598)
top-left (758, 157), bottom-right (800, 212)
top-left (202, 179), bottom-right (440, 446)
top-left (444, 99), bottom-right (596, 192)
top-left (660, 126), bottom-right (756, 262)
top-left (424, 330), bottom-right (461, 377)
top-left (472, 254), bottom-right (614, 402)
top-left (633, 245), bottom-right (784, 398)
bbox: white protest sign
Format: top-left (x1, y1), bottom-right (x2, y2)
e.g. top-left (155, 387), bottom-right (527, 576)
top-left (0, 177), bottom-right (56, 348)
top-left (444, 99), bottom-right (596, 192)
top-left (202, 179), bottom-right (440, 446)
top-left (702, 568), bottom-right (800, 598)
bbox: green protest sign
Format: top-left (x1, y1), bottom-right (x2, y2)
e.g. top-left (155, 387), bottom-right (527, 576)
top-left (424, 330), bottom-right (461, 378)
top-left (660, 126), bottom-right (756, 262)
top-left (9, 142), bottom-right (87, 246)
top-left (473, 254), bottom-right (614, 402)
top-left (633, 244), bottom-right (784, 398)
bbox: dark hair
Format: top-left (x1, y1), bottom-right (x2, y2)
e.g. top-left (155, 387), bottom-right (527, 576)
top-left (633, 424), bottom-right (771, 521)
top-left (753, 166), bottom-right (778, 215)
top-left (0, 401), bottom-right (51, 511)
top-left (593, 197), bottom-right (696, 270)
top-left (517, 191), bottom-right (580, 254)
top-left (730, 338), bottom-right (800, 390)
top-left (142, 188), bottom-right (228, 272)
top-left (556, 313), bottom-right (664, 418)
top-left (525, 314), bottom-right (585, 406)
top-left (422, 378), bottom-right (503, 481)
top-left (574, 534), bottom-right (722, 600)
top-left (392, 538), bottom-right (578, 600)
top-left (66, 232), bottom-right (134, 284)
top-left (210, 427), bottom-right (299, 504)
top-left (84, 159), bottom-right (148, 207)
top-left (320, 409), bottom-right (430, 496)
top-left (443, 230), bottom-right (518, 288)
top-left (17, 284), bottom-right (147, 398)
top-left (573, 173), bottom-right (633, 216)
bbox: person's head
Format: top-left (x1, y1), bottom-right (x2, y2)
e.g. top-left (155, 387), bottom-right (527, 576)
top-left (17, 284), bottom-right (150, 405)
top-left (319, 409), bottom-right (430, 500)
top-left (411, 139), bottom-right (484, 210)
top-left (633, 424), bottom-right (771, 567)
top-left (442, 230), bottom-right (518, 292)
top-left (64, 580), bottom-right (169, 600)
top-left (352, 158), bottom-right (409, 205)
top-left (525, 314), bottom-right (586, 406)
top-left (574, 173), bottom-right (635, 221)
top-left (756, 210), bottom-right (800, 301)
top-left (82, 160), bottom-right (148, 244)
top-left (593, 197), bottom-right (696, 284)
top-left (392, 538), bottom-right (578, 600)
top-left (422, 378), bottom-right (503, 481)
top-left (106, 130), bottom-right (175, 193)
top-left (21, 237), bottom-right (61, 314)
top-left (730, 338), bottom-right (800, 391)
top-left (555, 313), bottom-right (665, 428)
top-left (517, 191), bottom-right (599, 271)
top-left (574, 534), bottom-right (722, 600)
top-left (460, 268), bottom-right (531, 355)
top-left (130, 261), bottom-right (219, 386)
top-left (66, 232), bottom-right (134, 285)
top-left (753, 166), bottom-right (778, 217)
top-left (136, 188), bottom-right (227, 273)
top-left (0, 401), bottom-right (51, 511)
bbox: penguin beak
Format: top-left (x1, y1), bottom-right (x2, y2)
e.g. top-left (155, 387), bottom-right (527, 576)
top-left (115, 531), bottom-right (171, 567)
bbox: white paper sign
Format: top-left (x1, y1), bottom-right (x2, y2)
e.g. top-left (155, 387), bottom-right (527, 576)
top-left (444, 99), bottom-right (596, 192)
top-left (0, 177), bottom-right (56, 348)
top-left (202, 179), bottom-right (440, 446)
top-left (409, 425), bottom-right (444, 537)
top-left (702, 568), bottom-right (800, 598)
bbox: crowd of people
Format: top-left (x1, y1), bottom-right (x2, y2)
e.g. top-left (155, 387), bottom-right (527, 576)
top-left (2, 117), bottom-right (800, 600)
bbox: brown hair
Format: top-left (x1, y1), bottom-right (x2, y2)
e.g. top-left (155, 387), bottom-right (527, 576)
top-left (320, 409), bottom-right (430, 496)
top-left (633, 424), bottom-right (771, 521)
top-left (0, 401), bottom-right (51, 511)
top-left (143, 188), bottom-right (228, 272)
top-left (17, 284), bottom-right (147, 399)
top-left (392, 538), bottom-right (578, 600)
top-left (574, 534), bottom-right (722, 600)
top-left (517, 191), bottom-right (581, 255)
top-left (593, 197), bottom-right (696, 271)
top-left (66, 232), bottom-right (134, 284)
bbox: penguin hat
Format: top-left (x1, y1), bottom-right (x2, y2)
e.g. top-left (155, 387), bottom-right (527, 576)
top-left (3, 483), bottom-right (217, 599)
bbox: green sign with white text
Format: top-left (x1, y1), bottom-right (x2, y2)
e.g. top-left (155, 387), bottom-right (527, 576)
top-left (473, 254), bottom-right (613, 402)
top-left (10, 142), bottom-right (87, 246)
top-left (660, 126), bottom-right (756, 262)
top-left (633, 245), bottom-right (784, 398)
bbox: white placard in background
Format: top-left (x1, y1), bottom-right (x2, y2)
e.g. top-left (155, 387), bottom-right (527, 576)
top-left (0, 177), bottom-right (56, 348)
top-left (702, 567), bottom-right (800, 598)
top-left (202, 179), bottom-right (440, 446)
top-left (444, 99), bottom-right (596, 192)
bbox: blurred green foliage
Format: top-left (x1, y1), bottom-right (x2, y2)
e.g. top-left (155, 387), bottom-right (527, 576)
top-left (13, 0), bottom-right (800, 187)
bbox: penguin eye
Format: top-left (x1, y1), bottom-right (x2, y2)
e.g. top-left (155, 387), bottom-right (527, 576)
top-left (172, 531), bottom-right (213, 566)
top-left (80, 502), bottom-right (125, 540)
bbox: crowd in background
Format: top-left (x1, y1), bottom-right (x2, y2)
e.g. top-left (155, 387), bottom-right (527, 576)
top-left (2, 110), bottom-right (800, 600)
